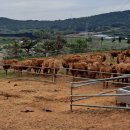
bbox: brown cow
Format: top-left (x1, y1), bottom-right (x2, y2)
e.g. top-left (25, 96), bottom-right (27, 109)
top-left (1, 59), bottom-right (18, 75)
top-left (100, 64), bottom-right (114, 88)
top-left (117, 53), bottom-right (126, 63)
top-left (70, 62), bottom-right (88, 80)
top-left (87, 62), bottom-right (101, 79)
top-left (115, 63), bottom-right (130, 83)
top-left (123, 50), bottom-right (130, 57)
top-left (11, 60), bottom-right (32, 76)
top-left (42, 58), bottom-right (54, 74)
top-left (30, 58), bottom-right (44, 73)
top-left (110, 51), bottom-right (121, 59)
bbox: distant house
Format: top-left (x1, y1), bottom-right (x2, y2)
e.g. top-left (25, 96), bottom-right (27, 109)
top-left (93, 34), bottom-right (114, 40)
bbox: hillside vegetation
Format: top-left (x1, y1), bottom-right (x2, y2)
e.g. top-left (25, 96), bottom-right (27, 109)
top-left (0, 10), bottom-right (130, 36)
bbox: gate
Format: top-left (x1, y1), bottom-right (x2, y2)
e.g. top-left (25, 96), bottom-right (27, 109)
top-left (70, 75), bottom-right (130, 111)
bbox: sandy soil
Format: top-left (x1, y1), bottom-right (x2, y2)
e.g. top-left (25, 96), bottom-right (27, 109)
top-left (0, 76), bottom-right (130, 130)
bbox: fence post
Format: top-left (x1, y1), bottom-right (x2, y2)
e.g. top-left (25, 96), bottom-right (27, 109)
top-left (52, 67), bottom-right (56, 83)
top-left (70, 83), bottom-right (73, 112)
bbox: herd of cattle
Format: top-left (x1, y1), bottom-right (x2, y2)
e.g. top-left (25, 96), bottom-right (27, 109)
top-left (1, 50), bottom-right (130, 88)
top-left (0, 58), bottom-right (60, 76)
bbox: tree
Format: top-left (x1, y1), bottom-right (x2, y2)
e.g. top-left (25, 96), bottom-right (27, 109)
top-left (55, 34), bottom-right (67, 51)
top-left (112, 37), bottom-right (116, 42)
top-left (69, 39), bottom-right (88, 53)
top-left (3, 41), bottom-right (20, 58)
top-left (32, 29), bottom-right (55, 40)
top-left (12, 41), bottom-right (19, 58)
top-left (87, 37), bottom-right (92, 44)
top-left (20, 38), bottom-right (38, 55)
top-left (118, 36), bottom-right (122, 43)
top-left (100, 37), bottom-right (104, 50)
top-left (127, 35), bottom-right (130, 44)
top-left (44, 40), bottom-right (55, 52)
top-left (101, 37), bottom-right (104, 43)
top-left (34, 40), bottom-right (56, 56)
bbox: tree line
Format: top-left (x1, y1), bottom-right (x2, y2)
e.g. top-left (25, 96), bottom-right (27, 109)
top-left (2, 33), bottom-right (130, 60)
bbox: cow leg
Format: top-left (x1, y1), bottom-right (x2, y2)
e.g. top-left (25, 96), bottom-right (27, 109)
top-left (72, 73), bottom-right (75, 81)
top-left (5, 69), bottom-right (7, 76)
top-left (125, 78), bottom-right (128, 83)
top-left (34, 68), bottom-right (36, 74)
top-left (37, 68), bottom-right (40, 73)
top-left (43, 68), bottom-right (45, 74)
top-left (18, 70), bottom-right (22, 77)
top-left (54, 69), bottom-right (57, 78)
top-left (39, 68), bottom-right (41, 73)
top-left (122, 78), bottom-right (125, 83)
top-left (43, 68), bottom-right (48, 74)
top-left (117, 78), bottom-right (120, 82)
top-left (75, 71), bottom-right (78, 81)
top-left (85, 71), bottom-right (88, 78)
top-left (106, 81), bottom-right (109, 88)
top-left (103, 82), bottom-right (105, 88)
top-left (21, 70), bottom-right (22, 76)
top-left (66, 68), bottom-right (69, 75)
top-left (103, 82), bottom-right (107, 89)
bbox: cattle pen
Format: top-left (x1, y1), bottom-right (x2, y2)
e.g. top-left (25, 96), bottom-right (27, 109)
top-left (1, 63), bottom-right (130, 112)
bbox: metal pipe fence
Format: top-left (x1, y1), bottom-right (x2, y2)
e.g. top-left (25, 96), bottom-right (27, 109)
top-left (70, 75), bottom-right (130, 112)
top-left (0, 65), bottom-right (56, 83)
top-left (0, 63), bottom-right (122, 75)
top-left (72, 89), bottom-right (117, 102)
top-left (71, 104), bottom-right (130, 110)
top-left (71, 75), bottom-right (130, 88)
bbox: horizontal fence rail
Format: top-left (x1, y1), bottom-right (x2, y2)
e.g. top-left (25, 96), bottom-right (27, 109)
top-left (71, 75), bottom-right (130, 88)
top-left (0, 63), bottom-right (130, 84)
top-left (71, 94), bottom-right (130, 97)
top-left (70, 74), bottom-right (130, 112)
top-left (72, 89), bottom-right (117, 102)
top-left (0, 63), bottom-right (123, 75)
top-left (71, 104), bottom-right (130, 110)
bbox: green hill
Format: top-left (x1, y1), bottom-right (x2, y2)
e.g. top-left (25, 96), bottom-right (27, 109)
top-left (0, 10), bottom-right (130, 36)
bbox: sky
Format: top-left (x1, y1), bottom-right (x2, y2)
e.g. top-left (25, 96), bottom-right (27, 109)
top-left (0, 0), bottom-right (130, 20)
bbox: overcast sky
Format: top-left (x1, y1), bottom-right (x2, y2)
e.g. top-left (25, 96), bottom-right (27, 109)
top-left (0, 0), bottom-right (130, 20)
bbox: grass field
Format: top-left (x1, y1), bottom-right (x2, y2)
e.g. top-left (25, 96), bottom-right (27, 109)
top-left (66, 36), bottom-right (129, 52)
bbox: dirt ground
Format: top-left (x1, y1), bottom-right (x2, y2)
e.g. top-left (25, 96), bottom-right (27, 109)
top-left (0, 76), bottom-right (130, 130)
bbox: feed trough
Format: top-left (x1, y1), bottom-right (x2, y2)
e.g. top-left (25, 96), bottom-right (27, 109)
top-left (116, 86), bottom-right (130, 106)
